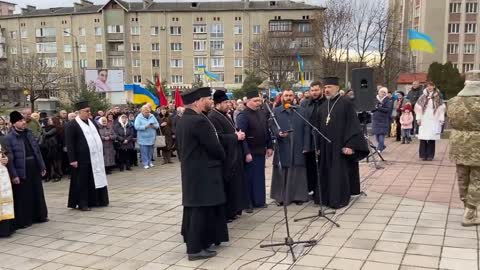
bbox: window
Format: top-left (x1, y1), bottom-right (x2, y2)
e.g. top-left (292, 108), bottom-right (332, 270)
top-left (193, 25), bottom-right (207, 33)
top-left (132, 59), bottom-right (141, 67)
top-left (107, 25), bottom-right (124, 33)
top-left (79, 27), bottom-right (85, 36)
top-left (234, 75), bottom-right (243, 84)
top-left (95, 27), bottom-right (102, 36)
top-left (96, 59), bottom-right (103, 68)
top-left (194, 57), bottom-right (206, 67)
top-left (64, 59), bottom-right (72, 68)
top-left (44, 57), bottom-right (57, 68)
top-left (194, 40), bottom-right (206, 51)
top-left (151, 43), bottom-right (160, 51)
top-left (35, 28), bottom-right (56, 38)
top-left (170, 43), bottom-right (182, 51)
top-left (274, 16), bottom-right (282, 20)
top-left (151, 26), bottom-right (159, 35)
top-left (235, 16), bottom-right (241, 21)
top-left (234, 25), bottom-right (243, 34)
top-left (131, 26), bottom-right (141, 35)
top-left (414, 7), bottom-right (420, 17)
top-left (152, 59), bottom-right (160, 67)
top-left (269, 21), bottom-right (292, 32)
top-left (79, 44), bottom-right (86, 53)
top-left (10, 31), bottom-right (16, 39)
top-left (133, 75), bottom-right (142, 83)
top-left (304, 71), bottom-right (313, 81)
top-left (172, 17), bottom-right (179, 22)
top-left (253, 25), bottom-right (261, 35)
top-left (10, 47), bottom-right (17, 54)
top-left (210, 40), bottom-right (224, 51)
top-left (171, 75), bottom-right (183, 83)
top-left (64, 44), bottom-right (72, 53)
top-left (132, 43), bottom-right (141, 51)
top-left (36, 42), bottom-right (57, 53)
top-left (464, 43), bottom-right (476, 54)
top-left (170, 59), bottom-right (183, 68)
top-left (447, 43), bottom-right (459, 54)
top-left (302, 15), bottom-right (310, 20)
top-left (109, 57), bottom-right (124, 67)
top-left (466, 2), bottom-right (478, 13)
top-left (234, 58), bottom-right (243, 67)
top-left (211, 57), bottom-right (224, 68)
top-left (299, 37), bottom-right (314, 48)
top-left (21, 30), bottom-right (28, 39)
top-left (96, 44), bottom-right (103, 52)
top-left (211, 24), bottom-right (224, 38)
top-left (463, 63), bottom-right (474, 72)
top-left (235, 42), bottom-right (243, 51)
top-left (465, 23), bottom-right (477, 33)
top-left (80, 59), bottom-right (88, 68)
top-left (298, 23), bottom-right (311, 33)
top-left (450, 2), bottom-right (461, 13)
top-left (22, 46), bottom-right (29, 54)
top-left (170, 26), bottom-right (182, 35)
top-left (448, 23), bottom-right (460, 33)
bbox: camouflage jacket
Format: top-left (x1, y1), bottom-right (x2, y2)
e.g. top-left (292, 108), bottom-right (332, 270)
top-left (447, 96), bottom-right (480, 166)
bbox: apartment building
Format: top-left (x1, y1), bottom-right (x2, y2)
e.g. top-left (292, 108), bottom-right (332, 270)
top-left (0, 0), bottom-right (321, 107)
top-left (390, 0), bottom-right (480, 74)
top-left (0, 1), bottom-right (15, 16)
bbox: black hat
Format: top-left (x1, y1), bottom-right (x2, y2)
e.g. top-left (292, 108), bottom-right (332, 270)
top-left (323, 77), bottom-right (340, 86)
top-left (396, 91), bottom-right (405, 97)
top-left (74, 100), bottom-right (90, 111)
top-left (9, 111), bottom-right (24, 124)
top-left (181, 87), bottom-right (212, 105)
top-left (245, 90), bottom-right (260, 99)
top-left (213, 90), bottom-right (229, 104)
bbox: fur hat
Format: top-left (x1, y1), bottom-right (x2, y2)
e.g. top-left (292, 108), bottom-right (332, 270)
top-left (9, 111), bottom-right (24, 124)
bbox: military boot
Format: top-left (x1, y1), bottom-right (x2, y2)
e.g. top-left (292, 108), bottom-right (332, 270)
top-left (461, 207), bottom-right (480, 227)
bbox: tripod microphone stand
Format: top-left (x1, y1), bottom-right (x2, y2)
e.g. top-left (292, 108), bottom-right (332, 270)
top-left (259, 102), bottom-right (316, 262)
top-left (285, 106), bottom-right (340, 228)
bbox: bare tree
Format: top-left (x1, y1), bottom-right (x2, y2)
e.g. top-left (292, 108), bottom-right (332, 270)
top-left (10, 53), bottom-right (71, 111)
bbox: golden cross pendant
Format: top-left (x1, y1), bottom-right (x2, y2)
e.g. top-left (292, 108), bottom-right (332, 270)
top-left (326, 115), bottom-right (331, 125)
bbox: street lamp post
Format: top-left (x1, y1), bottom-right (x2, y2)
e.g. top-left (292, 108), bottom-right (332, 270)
top-left (64, 31), bottom-right (81, 91)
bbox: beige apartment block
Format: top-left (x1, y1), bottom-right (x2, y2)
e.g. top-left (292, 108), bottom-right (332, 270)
top-left (0, 0), bottom-right (322, 107)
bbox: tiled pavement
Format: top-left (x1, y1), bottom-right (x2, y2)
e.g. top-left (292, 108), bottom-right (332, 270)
top-left (0, 138), bottom-right (478, 270)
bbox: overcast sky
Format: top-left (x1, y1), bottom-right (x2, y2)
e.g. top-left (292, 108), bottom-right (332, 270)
top-left (13, 0), bottom-right (326, 12)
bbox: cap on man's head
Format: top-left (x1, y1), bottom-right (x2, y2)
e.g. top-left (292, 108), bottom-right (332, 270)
top-left (213, 90), bottom-right (229, 104)
top-left (181, 87), bottom-right (212, 105)
top-left (75, 100), bottom-right (89, 111)
top-left (245, 90), bottom-right (260, 99)
top-left (323, 77), bottom-right (340, 86)
top-left (9, 111), bottom-right (24, 124)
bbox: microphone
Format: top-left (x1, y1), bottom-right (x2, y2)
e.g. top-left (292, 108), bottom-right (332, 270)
top-left (283, 103), bottom-right (300, 110)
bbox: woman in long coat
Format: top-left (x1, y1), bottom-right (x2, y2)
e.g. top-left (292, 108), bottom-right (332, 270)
top-left (113, 115), bottom-right (134, 171)
top-left (372, 87), bottom-right (393, 152)
top-left (415, 81), bottom-right (445, 161)
top-left (158, 106), bottom-right (174, 164)
top-left (43, 117), bottom-right (64, 182)
top-left (98, 117), bottom-right (116, 174)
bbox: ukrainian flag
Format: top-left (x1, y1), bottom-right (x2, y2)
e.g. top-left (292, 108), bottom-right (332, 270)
top-left (128, 84), bottom-right (159, 110)
top-left (408, 29), bottom-right (435, 53)
top-left (197, 65), bottom-right (221, 81)
top-left (296, 53), bottom-right (305, 86)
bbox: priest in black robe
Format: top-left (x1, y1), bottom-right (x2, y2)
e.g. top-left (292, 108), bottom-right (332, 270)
top-left (208, 90), bottom-right (249, 222)
top-left (315, 77), bottom-right (369, 209)
top-left (4, 111), bottom-right (48, 229)
top-left (270, 89), bottom-right (310, 206)
top-left (176, 87), bottom-right (228, 261)
top-left (65, 101), bottom-right (109, 211)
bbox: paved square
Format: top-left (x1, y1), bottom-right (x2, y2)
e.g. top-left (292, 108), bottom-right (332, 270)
top-left (1, 139), bottom-right (479, 270)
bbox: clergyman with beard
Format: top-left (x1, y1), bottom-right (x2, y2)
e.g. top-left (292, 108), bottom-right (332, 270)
top-left (208, 90), bottom-right (249, 222)
top-left (176, 87), bottom-right (228, 261)
top-left (270, 89), bottom-right (310, 206)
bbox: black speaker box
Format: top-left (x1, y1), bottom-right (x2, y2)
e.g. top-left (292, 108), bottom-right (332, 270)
top-left (351, 67), bottom-right (376, 112)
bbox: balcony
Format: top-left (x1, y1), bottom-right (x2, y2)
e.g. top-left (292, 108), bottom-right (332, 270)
top-left (193, 33), bottom-right (207, 40)
top-left (194, 50), bottom-right (207, 56)
top-left (36, 36), bottom-right (56, 43)
top-left (107, 33), bottom-right (124, 42)
top-left (210, 49), bottom-right (224, 56)
top-left (108, 50), bottom-right (125, 56)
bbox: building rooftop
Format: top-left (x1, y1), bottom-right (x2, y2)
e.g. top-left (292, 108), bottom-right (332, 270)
top-left (0, 1), bottom-right (15, 6)
top-left (397, 72), bottom-right (428, 84)
top-left (2, 0), bottom-right (323, 19)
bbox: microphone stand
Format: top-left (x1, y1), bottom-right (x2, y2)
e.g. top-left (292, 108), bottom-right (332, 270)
top-left (259, 102), bottom-right (316, 262)
top-left (287, 106), bottom-right (340, 228)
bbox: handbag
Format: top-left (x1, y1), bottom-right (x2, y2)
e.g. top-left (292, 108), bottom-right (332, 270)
top-left (390, 121), bottom-right (397, 137)
top-left (155, 135), bottom-right (166, 148)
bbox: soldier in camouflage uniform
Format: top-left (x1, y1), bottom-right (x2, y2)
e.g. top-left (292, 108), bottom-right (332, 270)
top-left (448, 70), bottom-right (480, 226)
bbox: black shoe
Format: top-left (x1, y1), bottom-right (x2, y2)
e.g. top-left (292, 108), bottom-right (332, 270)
top-left (126, 167), bottom-right (132, 171)
top-left (295, 201), bottom-right (304, 206)
top-left (188, 250), bottom-right (217, 261)
top-left (245, 208), bottom-right (253, 214)
top-left (106, 170), bottom-right (112, 175)
top-left (260, 204), bottom-right (268, 208)
top-left (275, 202), bottom-right (283, 207)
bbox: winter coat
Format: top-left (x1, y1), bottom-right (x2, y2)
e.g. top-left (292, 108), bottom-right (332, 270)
top-left (157, 113), bottom-right (174, 150)
top-left (392, 98), bottom-right (409, 118)
top-left (42, 126), bottom-right (63, 160)
top-left (113, 121), bottom-right (135, 151)
top-left (371, 97), bottom-right (393, 135)
top-left (134, 113), bottom-right (159, 146)
top-left (400, 112), bottom-right (414, 129)
top-left (98, 125), bottom-right (116, 167)
top-left (4, 128), bottom-right (46, 179)
top-left (415, 90), bottom-right (446, 141)
top-left (26, 119), bottom-right (43, 140)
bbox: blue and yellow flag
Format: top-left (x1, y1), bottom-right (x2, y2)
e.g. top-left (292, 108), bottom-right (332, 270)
top-left (197, 65), bottom-right (220, 81)
top-left (127, 84), bottom-right (159, 110)
top-left (296, 53), bottom-right (305, 86)
top-left (408, 29), bottom-right (435, 53)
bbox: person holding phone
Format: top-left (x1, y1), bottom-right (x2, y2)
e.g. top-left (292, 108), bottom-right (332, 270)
top-left (134, 105), bottom-right (160, 169)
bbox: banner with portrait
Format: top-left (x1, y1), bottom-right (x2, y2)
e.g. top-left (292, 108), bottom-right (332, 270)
top-left (85, 69), bottom-right (124, 92)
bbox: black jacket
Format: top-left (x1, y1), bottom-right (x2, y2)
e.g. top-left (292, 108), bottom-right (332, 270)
top-left (236, 107), bottom-right (273, 156)
top-left (176, 108), bottom-right (226, 207)
top-left (301, 97), bottom-right (325, 151)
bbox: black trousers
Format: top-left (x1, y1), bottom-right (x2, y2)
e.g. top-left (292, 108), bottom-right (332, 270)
top-left (419, 140), bottom-right (436, 159)
top-left (304, 152), bottom-right (318, 195)
top-left (395, 117), bottom-right (402, 141)
top-left (128, 149), bottom-right (138, 166)
top-left (118, 149), bottom-right (131, 169)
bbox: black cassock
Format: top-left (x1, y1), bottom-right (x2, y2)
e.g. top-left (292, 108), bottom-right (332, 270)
top-left (316, 95), bottom-right (369, 209)
top-left (65, 120), bottom-right (109, 209)
top-left (208, 109), bottom-right (249, 219)
top-left (176, 109), bottom-right (228, 254)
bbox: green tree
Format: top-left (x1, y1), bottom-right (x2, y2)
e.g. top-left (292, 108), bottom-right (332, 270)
top-left (427, 62), bottom-right (464, 99)
top-left (237, 70), bottom-right (265, 99)
top-left (62, 86), bottom-right (110, 114)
